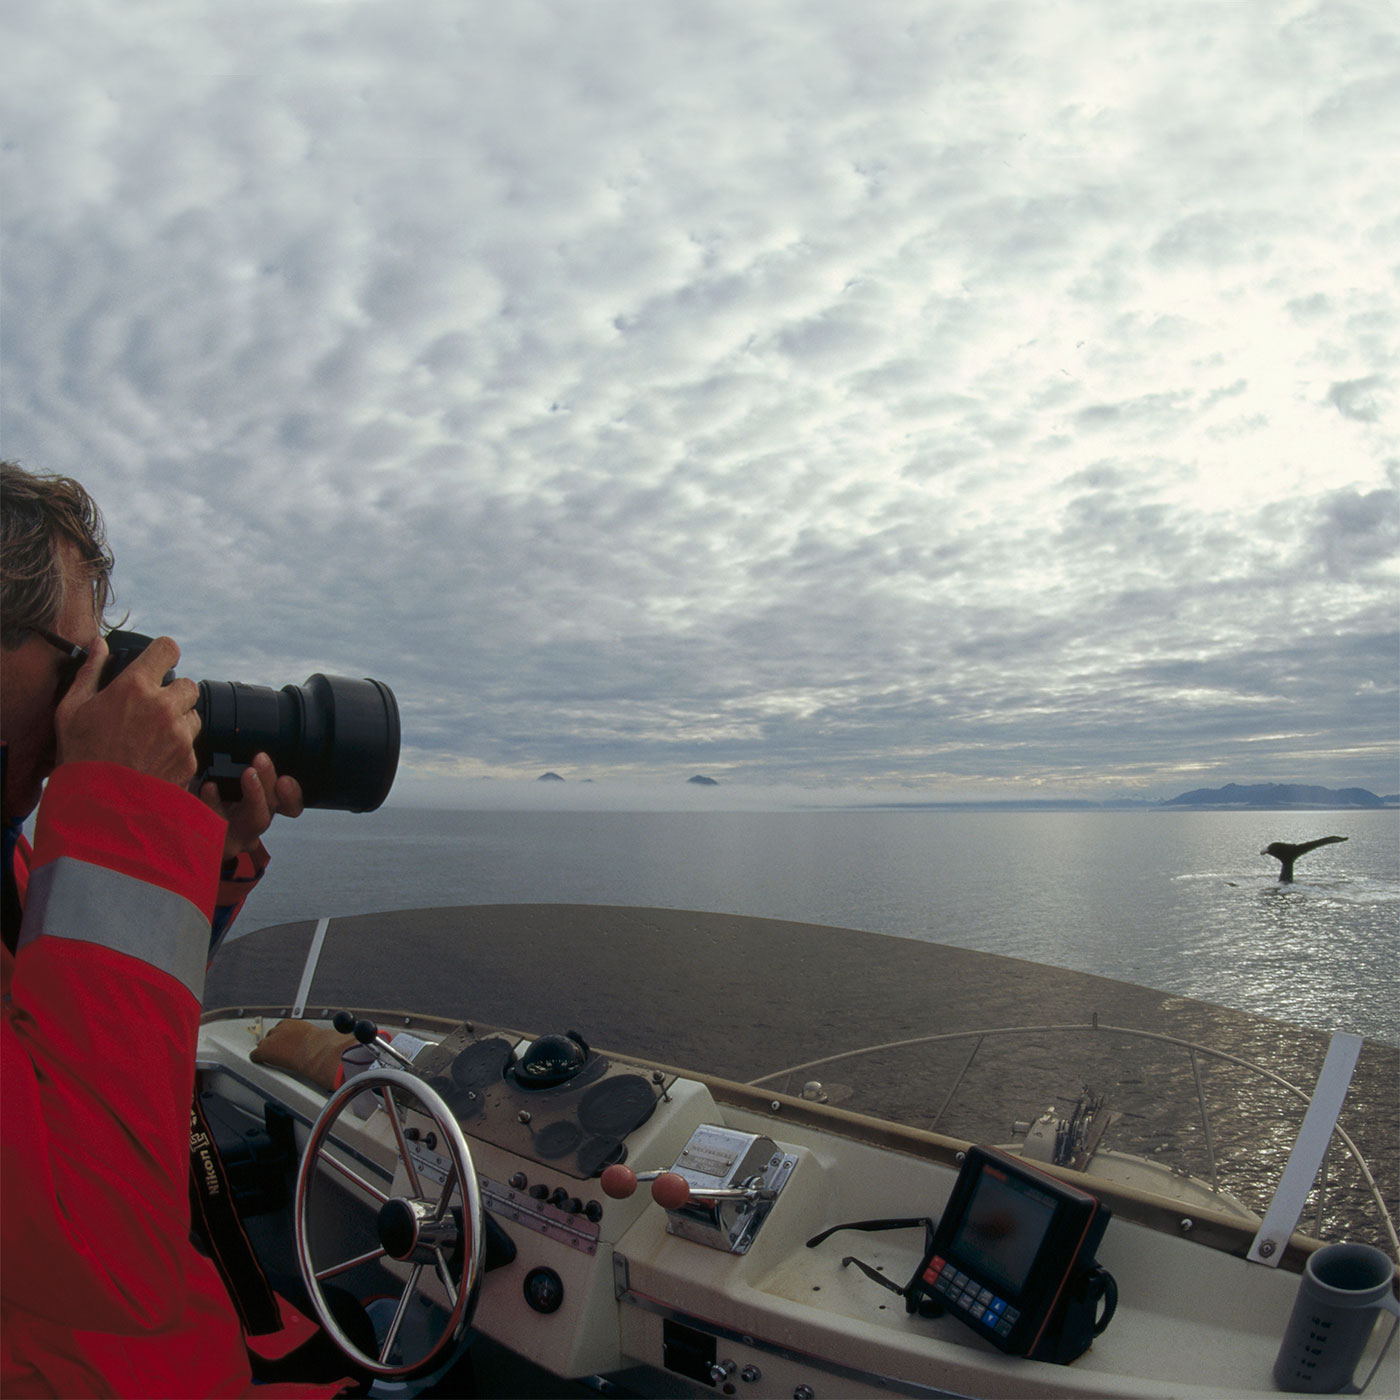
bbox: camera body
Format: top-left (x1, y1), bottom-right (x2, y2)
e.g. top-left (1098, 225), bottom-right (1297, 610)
top-left (99, 631), bottom-right (400, 812)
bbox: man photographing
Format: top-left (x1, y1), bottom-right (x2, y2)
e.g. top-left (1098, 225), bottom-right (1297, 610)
top-left (1, 462), bottom-right (305, 948)
top-left (0, 461), bottom-right (347, 1396)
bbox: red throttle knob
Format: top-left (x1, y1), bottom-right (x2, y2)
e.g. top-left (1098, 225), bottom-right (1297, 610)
top-left (651, 1172), bottom-right (692, 1209)
top-left (600, 1164), bottom-right (638, 1199)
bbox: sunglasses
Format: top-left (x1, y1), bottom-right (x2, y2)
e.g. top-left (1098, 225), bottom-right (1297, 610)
top-left (28, 624), bottom-right (91, 699)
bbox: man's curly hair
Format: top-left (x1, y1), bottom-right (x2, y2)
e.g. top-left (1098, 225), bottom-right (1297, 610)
top-left (1, 460), bottom-right (115, 647)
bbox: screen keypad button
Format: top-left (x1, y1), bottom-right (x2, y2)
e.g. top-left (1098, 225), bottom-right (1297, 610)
top-left (921, 1257), bottom-right (1020, 1338)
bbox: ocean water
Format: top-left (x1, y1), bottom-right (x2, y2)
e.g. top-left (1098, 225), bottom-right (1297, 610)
top-left (238, 805), bottom-right (1400, 1046)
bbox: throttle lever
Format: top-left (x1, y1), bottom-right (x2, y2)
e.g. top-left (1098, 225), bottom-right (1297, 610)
top-left (333, 1010), bottom-right (418, 1072)
top-left (600, 1163), bottom-right (778, 1209)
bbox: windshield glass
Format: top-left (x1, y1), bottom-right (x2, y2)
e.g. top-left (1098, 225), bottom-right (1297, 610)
top-left (205, 903), bottom-right (1397, 1259)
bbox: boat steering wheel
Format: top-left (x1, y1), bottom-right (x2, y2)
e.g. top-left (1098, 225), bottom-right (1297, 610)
top-left (294, 1067), bottom-right (485, 1379)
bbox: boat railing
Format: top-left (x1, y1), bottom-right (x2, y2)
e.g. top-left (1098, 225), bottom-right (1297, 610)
top-left (747, 1015), bottom-right (1399, 1259)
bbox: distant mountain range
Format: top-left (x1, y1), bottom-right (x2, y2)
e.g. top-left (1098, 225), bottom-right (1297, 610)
top-left (528, 774), bottom-right (1390, 808)
top-left (1162, 782), bottom-right (1391, 809)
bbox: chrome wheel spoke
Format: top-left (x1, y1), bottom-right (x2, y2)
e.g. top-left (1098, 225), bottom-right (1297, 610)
top-left (315, 1245), bottom-right (387, 1282)
top-left (378, 1264), bottom-right (423, 1366)
top-left (382, 1088), bottom-right (425, 1199)
top-left (317, 1147), bottom-right (391, 1205)
top-left (432, 1246), bottom-right (459, 1308)
top-left (433, 1161), bottom-right (459, 1221)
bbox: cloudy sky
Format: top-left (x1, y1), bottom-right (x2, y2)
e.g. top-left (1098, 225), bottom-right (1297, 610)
top-left (3, 0), bottom-right (1396, 806)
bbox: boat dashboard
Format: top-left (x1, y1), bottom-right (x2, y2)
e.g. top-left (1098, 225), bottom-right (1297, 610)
top-left (196, 1006), bottom-right (1378, 1399)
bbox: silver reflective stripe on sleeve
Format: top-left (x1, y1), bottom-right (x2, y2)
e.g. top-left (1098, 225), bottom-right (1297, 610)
top-left (17, 857), bottom-right (209, 1002)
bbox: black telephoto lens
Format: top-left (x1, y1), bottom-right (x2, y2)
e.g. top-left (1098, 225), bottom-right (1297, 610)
top-left (195, 675), bottom-right (400, 812)
top-left (98, 630), bottom-right (400, 812)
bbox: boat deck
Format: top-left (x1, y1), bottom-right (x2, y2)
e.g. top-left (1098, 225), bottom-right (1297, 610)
top-left (208, 904), bottom-right (1398, 1251)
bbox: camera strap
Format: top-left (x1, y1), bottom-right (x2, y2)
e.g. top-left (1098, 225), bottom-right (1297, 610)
top-left (189, 1090), bottom-right (283, 1336)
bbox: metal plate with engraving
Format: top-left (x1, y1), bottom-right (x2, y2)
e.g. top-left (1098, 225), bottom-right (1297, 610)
top-left (665, 1125), bottom-right (798, 1254)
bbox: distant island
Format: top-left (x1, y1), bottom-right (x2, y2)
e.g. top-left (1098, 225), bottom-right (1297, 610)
top-left (687, 775), bottom-right (719, 786)
top-left (1162, 782), bottom-right (1386, 809)
top-left (537, 772), bottom-right (565, 782)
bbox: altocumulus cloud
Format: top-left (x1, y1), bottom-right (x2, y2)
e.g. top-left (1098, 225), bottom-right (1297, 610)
top-left (1, 0), bottom-right (1396, 802)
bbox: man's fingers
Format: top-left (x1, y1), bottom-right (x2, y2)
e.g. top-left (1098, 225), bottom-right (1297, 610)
top-left (248, 753), bottom-right (277, 799)
top-left (166, 676), bottom-right (202, 734)
top-left (133, 634), bottom-right (182, 679)
top-left (275, 775), bottom-right (305, 819)
top-left (60, 634), bottom-right (109, 710)
top-left (248, 755), bottom-right (303, 818)
top-left (241, 758), bottom-right (275, 816)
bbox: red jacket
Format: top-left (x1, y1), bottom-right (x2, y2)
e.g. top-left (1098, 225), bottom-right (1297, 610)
top-left (1, 763), bottom-right (333, 1398)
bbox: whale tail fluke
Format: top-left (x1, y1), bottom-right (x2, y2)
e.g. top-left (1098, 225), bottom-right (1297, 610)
top-left (1260, 835), bottom-right (1348, 883)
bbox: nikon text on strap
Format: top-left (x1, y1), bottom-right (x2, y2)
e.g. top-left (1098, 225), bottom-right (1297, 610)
top-left (189, 1092), bottom-right (283, 1336)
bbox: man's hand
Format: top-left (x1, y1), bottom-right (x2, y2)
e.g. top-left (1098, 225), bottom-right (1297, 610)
top-left (201, 752), bottom-right (305, 860)
top-left (55, 635), bottom-right (202, 787)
